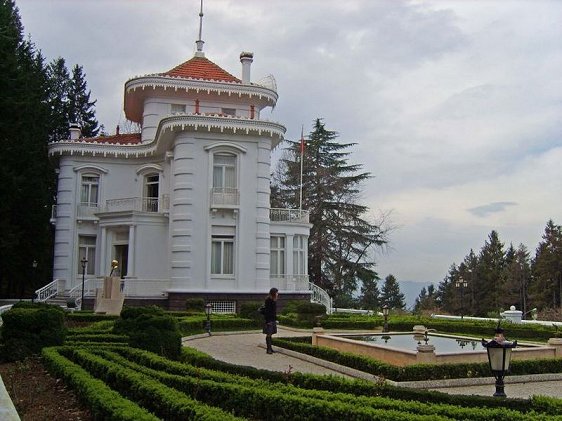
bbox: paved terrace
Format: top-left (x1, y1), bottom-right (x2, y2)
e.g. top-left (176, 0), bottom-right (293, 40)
top-left (184, 326), bottom-right (562, 400)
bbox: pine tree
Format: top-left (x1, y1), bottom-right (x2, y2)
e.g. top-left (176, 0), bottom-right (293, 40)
top-left (46, 57), bottom-right (71, 142)
top-left (0, 0), bottom-right (55, 297)
top-left (272, 118), bottom-right (388, 300)
top-left (68, 64), bottom-right (99, 137)
top-left (474, 230), bottom-right (506, 316)
top-left (358, 275), bottom-right (380, 310)
top-left (380, 274), bottom-right (406, 310)
top-left (530, 220), bottom-right (562, 309)
top-left (414, 284), bottom-right (438, 314)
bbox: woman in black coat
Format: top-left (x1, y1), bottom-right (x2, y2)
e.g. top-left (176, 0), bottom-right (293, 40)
top-left (263, 287), bottom-right (279, 354)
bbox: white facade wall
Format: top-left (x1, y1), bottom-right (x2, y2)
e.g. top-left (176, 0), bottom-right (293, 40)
top-left (49, 54), bottom-right (310, 298)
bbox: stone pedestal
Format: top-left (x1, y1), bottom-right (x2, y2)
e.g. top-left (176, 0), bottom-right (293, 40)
top-left (547, 337), bottom-right (562, 357)
top-left (312, 327), bottom-right (324, 346)
top-left (94, 276), bottom-right (124, 315)
top-left (416, 344), bottom-right (436, 364)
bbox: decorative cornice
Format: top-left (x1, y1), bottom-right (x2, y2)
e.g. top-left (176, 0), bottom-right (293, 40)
top-left (48, 114), bottom-right (286, 159)
top-left (125, 75), bottom-right (278, 105)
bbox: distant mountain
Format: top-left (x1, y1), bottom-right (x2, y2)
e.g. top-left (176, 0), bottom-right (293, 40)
top-left (399, 280), bottom-right (436, 310)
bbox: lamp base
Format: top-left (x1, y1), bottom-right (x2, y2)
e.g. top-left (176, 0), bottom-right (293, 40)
top-left (493, 378), bottom-right (506, 398)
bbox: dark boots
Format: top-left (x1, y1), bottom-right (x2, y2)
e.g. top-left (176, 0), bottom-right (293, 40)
top-left (266, 336), bottom-right (274, 354)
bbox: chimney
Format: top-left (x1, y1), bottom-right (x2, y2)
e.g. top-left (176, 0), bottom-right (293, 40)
top-left (116, 125), bottom-right (120, 135)
top-left (240, 52), bottom-right (254, 84)
top-left (69, 123), bottom-right (81, 140)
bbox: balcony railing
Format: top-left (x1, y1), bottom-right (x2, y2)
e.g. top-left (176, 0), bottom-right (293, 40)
top-left (210, 187), bottom-right (239, 207)
top-left (270, 208), bottom-right (309, 223)
top-left (77, 203), bottom-right (100, 218)
top-left (270, 274), bottom-right (309, 291)
top-left (104, 195), bottom-right (170, 213)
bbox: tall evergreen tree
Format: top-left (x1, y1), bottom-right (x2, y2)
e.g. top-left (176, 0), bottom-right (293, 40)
top-left (474, 230), bottom-right (506, 316)
top-left (530, 220), bottom-right (562, 309)
top-left (502, 243), bottom-right (531, 315)
top-left (414, 284), bottom-right (437, 313)
top-left (46, 57), bottom-right (71, 142)
top-left (358, 275), bottom-right (380, 310)
top-left (272, 119), bottom-right (388, 299)
top-left (68, 64), bottom-right (99, 137)
top-left (0, 0), bottom-right (55, 297)
top-left (380, 274), bottom-right (406, 310)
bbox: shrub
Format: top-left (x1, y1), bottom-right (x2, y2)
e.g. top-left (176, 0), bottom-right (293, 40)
top-left (1, 305), bottom-right (66, 361)
top-left (185, 298), bottom-right (205, 312)
top-left (112, 306), bottom-right (181, 359)
top-left (238, 301), bottom-right (263, 323)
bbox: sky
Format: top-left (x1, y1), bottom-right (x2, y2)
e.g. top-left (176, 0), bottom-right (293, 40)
top-left (15, 0), bottom-right (562, 287)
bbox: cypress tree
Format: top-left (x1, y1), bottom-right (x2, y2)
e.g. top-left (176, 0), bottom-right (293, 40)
top-left (272, 118), bottom-right (388, 300)
top-left (0, 0), bottom-right (54, 297)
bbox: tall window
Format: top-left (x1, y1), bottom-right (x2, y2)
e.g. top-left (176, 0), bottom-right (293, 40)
top-left (144, 173), bottom-right (159, 212)
top-left (293, 235), bottom-right (306, 275)
top-left (213, 154), bottom-right (236, 190)
top-left (78, 235), bottom-right (96, 275)
top-left (80, 174), bottom-right (99, 206)
top-left (211, 236), bottom-right (234, 275)
top-left (270, 236), bottom-right (285, 276)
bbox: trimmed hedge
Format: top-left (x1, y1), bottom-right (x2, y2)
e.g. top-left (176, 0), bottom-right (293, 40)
top-left (66, 312), bottom-right (119, 322)
top-left (65, 348), bottom-right (450, 420)
top-left (65, 333), bottom-right (129, 344)
top-left (178, 317), bottom-right (258, 335)
top-left (1, 305), bottom-right (66, 361)
top-left (114, 306), bottom-right (182, 359)
top-left (99, 347), bottom-right (544, 421)
top-left (42, 347), bottom-right (159, 420)
top-left (273, 337), bottom-right (562, 381)
top-left (59, 347), bottom-right (246, 420)
top-left (181, 344), bottom-right (562, 416)
top-left (185, 298), bottom-right (205, 312)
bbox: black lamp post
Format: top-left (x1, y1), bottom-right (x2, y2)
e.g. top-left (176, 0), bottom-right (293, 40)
top-left (204, 303), bottom-right (213, 335)
top-left (80, 256), bottom-right (88, 311)
top-left (455, 276), bottom-right (468, 319)
top-left (382, 304), bottom-right (389, 333)
top-left (31, 260), bottom-right (38, 302)
top-left (482, 326), bottom-right (517, 397)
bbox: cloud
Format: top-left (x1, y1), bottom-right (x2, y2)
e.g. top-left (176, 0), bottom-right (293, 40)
top-left (14, 0), bottom-right (562, 285)
top-left (468, 202), bottom-right (518, 218)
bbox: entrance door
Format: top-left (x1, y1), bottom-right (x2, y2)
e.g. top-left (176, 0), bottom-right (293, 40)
top-left (114, 245), bottom-right (128, 278)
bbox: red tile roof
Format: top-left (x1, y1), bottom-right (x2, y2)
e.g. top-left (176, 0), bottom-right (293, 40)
top-left (161, 56), bottom-right (240, 83)
top-left (79, 133), bottom-right (141, 145)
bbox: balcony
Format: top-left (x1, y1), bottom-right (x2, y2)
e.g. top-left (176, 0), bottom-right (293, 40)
top-left (210, 188), bottom-right (239, 208)
top-left (104, 195), bottom-right (170, 213)
top-left (270, 208), bottom-right (309, 224)
top-left (77, 203), bottom-right (100, 219)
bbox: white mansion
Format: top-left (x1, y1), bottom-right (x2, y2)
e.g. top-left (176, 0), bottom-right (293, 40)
top-left (46, 39), bottom-right (316, 311)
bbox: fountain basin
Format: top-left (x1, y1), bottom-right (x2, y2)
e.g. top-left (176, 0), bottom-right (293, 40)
top-left (313, 331), bottom-right (554, 367)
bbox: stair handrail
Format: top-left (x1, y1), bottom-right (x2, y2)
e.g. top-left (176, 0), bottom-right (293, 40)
top-left (309, 281), bottom-right (333, 314)
top-left (35, 279), bottom-right (60, 302)
top-left (68, 278), bottom-right (97, 309)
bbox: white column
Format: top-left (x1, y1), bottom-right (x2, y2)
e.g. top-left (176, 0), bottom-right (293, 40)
top-left (127, 224), bottom-right (136, 277)
top-left (99, 226), bottom-right (107, 276)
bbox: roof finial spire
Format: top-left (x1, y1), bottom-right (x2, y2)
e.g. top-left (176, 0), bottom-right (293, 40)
top-left (195, 0), bottom-right (205, 57)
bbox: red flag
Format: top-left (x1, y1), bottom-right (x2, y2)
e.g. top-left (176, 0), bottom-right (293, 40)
top-left (300, 126), bottom-right (305, 154)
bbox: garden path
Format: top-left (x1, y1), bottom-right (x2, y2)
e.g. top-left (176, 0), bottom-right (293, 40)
top-left (184, 327), bottom-right (562, 400)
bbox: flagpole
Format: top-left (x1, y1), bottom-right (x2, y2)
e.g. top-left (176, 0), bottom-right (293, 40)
top-left (299, 125), bottom-right (304, 212)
